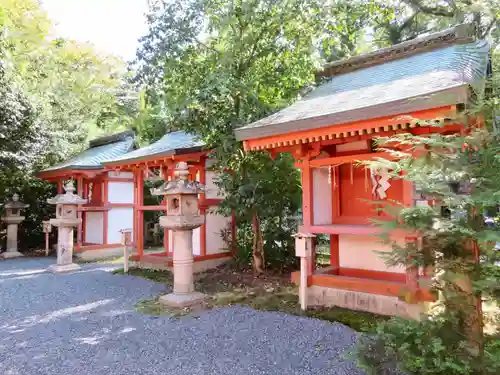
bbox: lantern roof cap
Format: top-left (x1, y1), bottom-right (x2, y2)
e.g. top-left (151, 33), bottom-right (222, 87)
top-left (150, 162), bottom-right (205, 196)
top-left (47, 181), bottom-right (87, 205)
top-left (4, 193), bottom-right (29, 209)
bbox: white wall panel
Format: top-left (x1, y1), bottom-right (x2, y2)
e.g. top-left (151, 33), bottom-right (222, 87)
top-left (206, 213), bottom-right (231, 254)
top-left (312, 168), bottom-right (332, 225)
top-left (85, 212), bottom-right (104, 244)
top-left (108, 182), bottom-right (134, 204)
top-left (107, 208), bottom-right (134, 244)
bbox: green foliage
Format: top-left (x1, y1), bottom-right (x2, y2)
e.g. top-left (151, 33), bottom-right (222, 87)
top-left (0, 0), bottom-right (137, 250)
top-left (355, 317), bottom-right (500, 375)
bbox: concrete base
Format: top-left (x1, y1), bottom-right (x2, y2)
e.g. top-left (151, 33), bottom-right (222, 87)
top-left (132, 255), bottom-right (231, 273)
top-left (0, 251), bottom-right (24, 259)
top-left (307, 285), bottom-right (424, 319)
top-left (47, 263), bottom-right (82, 274)
top-left (75, 246), bottom-right (131, 261)
top-left (159, 292), bottom-right (207, 308)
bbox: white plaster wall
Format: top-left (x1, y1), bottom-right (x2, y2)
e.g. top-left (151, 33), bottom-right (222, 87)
top-left (168, 229), bottom-right (174, 252)
top-left (205, 171), bottom-right (223, 199)
top-left (336, 140), bottom-right (369, 153)
top-left (85, 212), bottom-right (104, 244)
top-left (206, 213), bottom-right (231, 254)
top-left (168, 228), bottom-right (200, 255)
top-left (108, 182), bottom-right (134, 204)
top-left (339, 234), bottom-right (404, 273)
top-left (108, 171), bottom-right (133, 179)
top-left (192, 227), bottom-right (201, 256)
top-left (313, 168), bottom-right (332, 225)
top-left (107, 208), bottom-right (134, 244)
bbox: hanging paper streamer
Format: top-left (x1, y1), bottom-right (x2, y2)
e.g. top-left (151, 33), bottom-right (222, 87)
top-left (370, 168), bottom-right (391, 199)
top-left (328, 166), bottom-right (332, 184)
top-left (333, 166), bottom-right (337, 190)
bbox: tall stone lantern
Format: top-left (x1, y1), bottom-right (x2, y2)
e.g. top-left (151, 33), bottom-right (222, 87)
top-left (47, 181), bottom-right (87, 273)
top-left (151, 161), bottom-right (206, 307)
top-left (1, 194), bottom-right (29, 259)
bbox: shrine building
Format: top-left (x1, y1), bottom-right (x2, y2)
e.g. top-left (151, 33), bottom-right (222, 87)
top-left (38, 131), bottom-right (136, 258)
top-left (39, 130), bottom-right (234, 268)
top-left (102, 130), bottom-right (234, 272)
top-left (234, 25), bottom-right (490, 317)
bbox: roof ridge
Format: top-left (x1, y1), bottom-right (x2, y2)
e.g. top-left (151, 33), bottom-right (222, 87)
top-left (318, 24), bottom-right (475, 80)
top-left (89, 130), bottom-right (135, 148)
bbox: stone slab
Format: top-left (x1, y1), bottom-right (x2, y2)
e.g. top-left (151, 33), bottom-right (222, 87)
top-left (0, 251), bottom-right (24, 259)
top-left (159, 292), bottom-right (207, 308)
top-left (47, 263), bottom-right (82, 274)
top-left (307, 285), bottom-right (424, 319)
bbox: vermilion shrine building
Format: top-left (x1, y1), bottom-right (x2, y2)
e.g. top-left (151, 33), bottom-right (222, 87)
top-left (103, 131), bottom-right (234, 271)
top-left (40, 131), bottom-right (233, 269)
top-left (38, 131), bottom-right (136, 257)
top-left (235, 25), bottom-right (490, 317)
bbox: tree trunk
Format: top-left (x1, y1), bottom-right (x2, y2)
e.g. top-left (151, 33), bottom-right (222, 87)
top-left (251, 213), bottom-right (265, 275)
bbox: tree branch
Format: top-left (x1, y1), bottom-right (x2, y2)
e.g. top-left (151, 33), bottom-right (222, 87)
top-left (406, 0), bottom-right (455, 17)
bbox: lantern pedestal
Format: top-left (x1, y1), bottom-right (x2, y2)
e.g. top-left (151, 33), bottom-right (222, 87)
top-left (46, 181), bottom-right (86, 274)
top-left (151, 162), bottom-right (207, 309)
top-left (158, 228), bottom-right (206, 308)
top-left (1, 218), bottom-right (24, 259)
top-left (47, 222), bottom-right (81, 273)
top-left (1, 194), bottom-right (29, 259)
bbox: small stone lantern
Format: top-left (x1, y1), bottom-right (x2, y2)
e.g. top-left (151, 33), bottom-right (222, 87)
top-left (47, 181), bottom-right (87, 273)
top-left (151, 161), bottom-right (205, 307)
top-left (1, 194), bottom-right (29, 259)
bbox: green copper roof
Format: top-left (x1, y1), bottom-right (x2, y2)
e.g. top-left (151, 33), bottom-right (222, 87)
top-left (41, 131), bottom-right (135, 172)
top-left (235, 36), bottom-right (489, 141)
top-left (104, 131), bottom-right (205, 164)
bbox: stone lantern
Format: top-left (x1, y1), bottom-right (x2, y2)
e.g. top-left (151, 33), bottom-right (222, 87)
top-left (47, 181), bottom-right (87, 273)
top-left (151, 161), bottom-right (205, 307)
top-left (1, 194), bottom-right (29, 259)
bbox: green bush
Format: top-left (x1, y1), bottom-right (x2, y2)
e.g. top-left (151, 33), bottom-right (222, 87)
top-left (354, 317), bottom-right (500, 375)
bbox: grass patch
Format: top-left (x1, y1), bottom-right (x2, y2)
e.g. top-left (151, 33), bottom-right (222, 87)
top-left (74, 255), bottom-right (125, 264)
top-left (112, 267), bottom-right (173, 283)
top-left (114, 265), bottom-right (387, 332)
top-left (207, 284), bottom-right (386, 333)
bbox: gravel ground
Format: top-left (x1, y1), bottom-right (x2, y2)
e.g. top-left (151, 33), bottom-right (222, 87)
top-left (0, 258), bottom-right (366, 375)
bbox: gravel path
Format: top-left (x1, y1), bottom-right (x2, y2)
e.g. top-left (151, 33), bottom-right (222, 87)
top-left (0, 258), bottom-right (366, 375)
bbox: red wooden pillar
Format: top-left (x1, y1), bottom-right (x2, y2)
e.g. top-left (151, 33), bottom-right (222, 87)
top-left (301, 161), bottom-right (315, 275)
top-left (198, 161), bottom-right (207, 256)
top-left (402, 177), bottom-right (419, 291)
top-left (330, 165), bottom-right (340, 273)
top-left (133, 169), bottom-right (138, 247)
top-left (57, 180), bottom-right (63, 194)
top-left (161, 165), bottom-right (170, 255)
top-left (103, 177), bottom-right (109, 245)
top-left (136, 168), bottom-right (145, 258)
top-left (76, 175), bottom-right (84, 250)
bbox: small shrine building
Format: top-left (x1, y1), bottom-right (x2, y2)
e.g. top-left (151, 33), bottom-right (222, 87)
top-left (234, 25), bottom-right (490, 317)
top-left (103, 131), bottom-right (234, 272)
top-left (38, 131), bottom-right (136, 257)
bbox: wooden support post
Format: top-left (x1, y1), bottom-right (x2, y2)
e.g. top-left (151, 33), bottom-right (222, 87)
top-left (137, 168), bottom-right (145, 258)
top-left (103, 178), bottom-right (109, 245)
top-left (330, 164), bottom-right (341, 273)
top-left (301, 161), bottom-right (315, 275)
top-left (57, 180), bottom-right (63, 194)
top-left (76, 175), bottom-right (83, 250)
top-left (301, 161), bottom-right (313, 227)
top-left (329, 234), bottom-right (340, 272)
top-left (198, 162), bottom-right (207, 256)
top-left (133, 170), bottom-right (138, 247)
